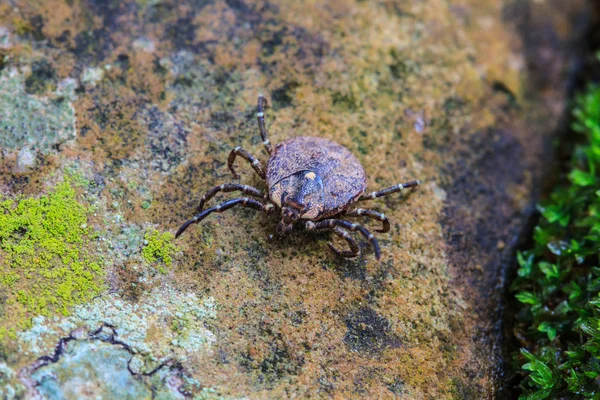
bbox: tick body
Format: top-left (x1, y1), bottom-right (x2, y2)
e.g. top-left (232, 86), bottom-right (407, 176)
top-left (175, 95), bottom-right (420, 260)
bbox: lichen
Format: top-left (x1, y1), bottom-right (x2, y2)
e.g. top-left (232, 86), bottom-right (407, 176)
top-left (24, 330), bottom-right (218, 399)
top-left (81, 66), bottom-right (105, 87)
top-left (142, 229), bottom-right (177, 267)
top-left (195, 387), bottom-right (233, 400)
top-left (0, 68), bottom-right (76, 151)
top-left (0, 178), bottom-right (104, 339)
top-left (0, 361), bottom-right (23, 399)
top-left (29, 338), bottom-right (190, 399)
top-left (17, 288), bottom-right (217, 366)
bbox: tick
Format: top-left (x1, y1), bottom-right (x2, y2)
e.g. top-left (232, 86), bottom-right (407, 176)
top-left (175, 95), bottom-right (420, 260)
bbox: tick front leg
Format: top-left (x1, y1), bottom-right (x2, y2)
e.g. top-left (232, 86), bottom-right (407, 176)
top-left (359, 180), bottom-right (420, 201)
top-left (306, 219), bottom-right (381, 260)
top-left (257, 95), bottom-right (274, 155)
top-left (228, 147), bottom-right (266, 179)
top-left (343, 208), bottom-right (390, 233)
top-left (176, 198), bottom-right (275, 238)
top-left (197, 183), bottom-right (266, 211)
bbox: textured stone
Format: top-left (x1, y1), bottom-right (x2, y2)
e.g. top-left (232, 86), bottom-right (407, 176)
top-left (14, 147), bottom-right (36, 173)
top-left (0, 0), bottom-right (591, 398)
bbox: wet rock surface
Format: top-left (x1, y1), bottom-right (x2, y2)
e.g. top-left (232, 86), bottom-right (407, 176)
top-left (0, 0), bottom-right (590, 398)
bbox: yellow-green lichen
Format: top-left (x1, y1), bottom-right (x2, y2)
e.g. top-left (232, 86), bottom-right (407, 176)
top-left (0, 179), bottom-right (104, 339)
top-left (142, 229), bottom-right (176, 267)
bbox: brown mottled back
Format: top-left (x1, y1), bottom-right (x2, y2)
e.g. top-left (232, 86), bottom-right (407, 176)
top-left (266, 136), bottom-right (367, 217)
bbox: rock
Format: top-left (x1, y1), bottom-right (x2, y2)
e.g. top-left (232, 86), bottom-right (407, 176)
top-left (0, 0), bottom-right (591, 398)
top-left (14, 147), bottom-right (36, 173)
top-left (25, 332), bottom-right (187, 400)
top-left (30, 341), bottom-right (167, 399)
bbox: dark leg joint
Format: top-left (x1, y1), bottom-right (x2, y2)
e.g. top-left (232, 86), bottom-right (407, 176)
top-left (344, 208), bottom-right (390, 233)
top-left (328, 226), bottom-right (360, 258)
top-left (306, 219), bottom-right (380, 260)
top-left (227, 147), bottom-right (266, 179)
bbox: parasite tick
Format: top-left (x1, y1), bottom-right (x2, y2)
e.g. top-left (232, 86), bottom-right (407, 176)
top-left (175, 95), bottom-right (420, 260)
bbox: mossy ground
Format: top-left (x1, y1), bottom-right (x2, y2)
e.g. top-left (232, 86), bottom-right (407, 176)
top-left (511, 73), bottom-right (600, 399)
top-left (142, 229), bottom-right (177, 269)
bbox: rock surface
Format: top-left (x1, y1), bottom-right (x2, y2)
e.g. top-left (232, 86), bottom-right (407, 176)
top-left (0, 0), bottom-right (590, 398)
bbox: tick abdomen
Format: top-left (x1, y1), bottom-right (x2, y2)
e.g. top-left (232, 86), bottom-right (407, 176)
top-left (266, 136), bottom-right (367, 217)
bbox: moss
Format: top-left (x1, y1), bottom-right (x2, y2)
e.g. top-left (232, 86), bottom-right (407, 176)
top-left (12, 16), bottom-right (34, 36)
top-left (0, 179), bottom-right (104, 339)
top-left (63, 165), bottom-right (92, 188)
top-left (331, 91), bottom-right (359, 112)
top-left (511, 81), bottom-right (600, 398)
top-left (142, 229), bottom-right (176, 267)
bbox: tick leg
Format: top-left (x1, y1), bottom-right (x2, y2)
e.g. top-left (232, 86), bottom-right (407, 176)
top-left (343, 208), bottom-right (390, 233)
top-left (257, 94), bottom-right (273, 155)
top-left (306, 219), bottom-right (381, 260)
top-left (358, 180), bottom-right (420, 201)
top-left (176, 198), bottom-right (275, 238)
top-left (228, 147), bottom-right (266, 179)
top-left (328, 226), bottom-right (360, 258)
top-left (197, 183), bottom-right (266, 211)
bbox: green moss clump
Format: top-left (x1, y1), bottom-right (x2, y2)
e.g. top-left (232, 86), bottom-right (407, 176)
top-left (0, 179), bottom-right (104, 338)
top-left (512, 83), bottom-right (600, 399)
top-left (142, 230), bottom-right (176, 267)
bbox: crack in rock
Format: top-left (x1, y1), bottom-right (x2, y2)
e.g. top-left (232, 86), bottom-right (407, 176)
top-left (18, 323), bottom-right (188, 400)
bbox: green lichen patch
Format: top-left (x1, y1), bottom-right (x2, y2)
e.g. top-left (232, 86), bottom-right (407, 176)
top-left (142, 229), bottom-right (177, 267)
top-left (0, 69), bottom-right (76, 151)
top-left (0, 179), bottom-right (104, 339)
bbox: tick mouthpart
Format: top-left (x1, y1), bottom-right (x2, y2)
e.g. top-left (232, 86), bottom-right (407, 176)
top-left (286, 200), bottom-right (306, 212)
top-left (276, 220), bottom-right (293, 237)
top-left (282, 205), bottom-right (300, 220)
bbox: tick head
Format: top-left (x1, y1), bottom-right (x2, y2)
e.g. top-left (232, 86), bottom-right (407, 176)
top-left (270, 170), bottom-right (325, 228)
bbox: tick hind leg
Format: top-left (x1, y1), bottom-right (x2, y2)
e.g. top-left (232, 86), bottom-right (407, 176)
top-left (359, 180), bottom-right (420, 201)
top-left (343, 208), bottom-right (390, 233)
top-left (197, 183), bottom-right (266, 212)
top-left (328, 226), bottom-right (360, 258)
top-left (228, 147), bottom-right (266, 179)
top-left (306, 219), bottom-right (380, 260)
top-left (176, 198), bottom-right (274, 238)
